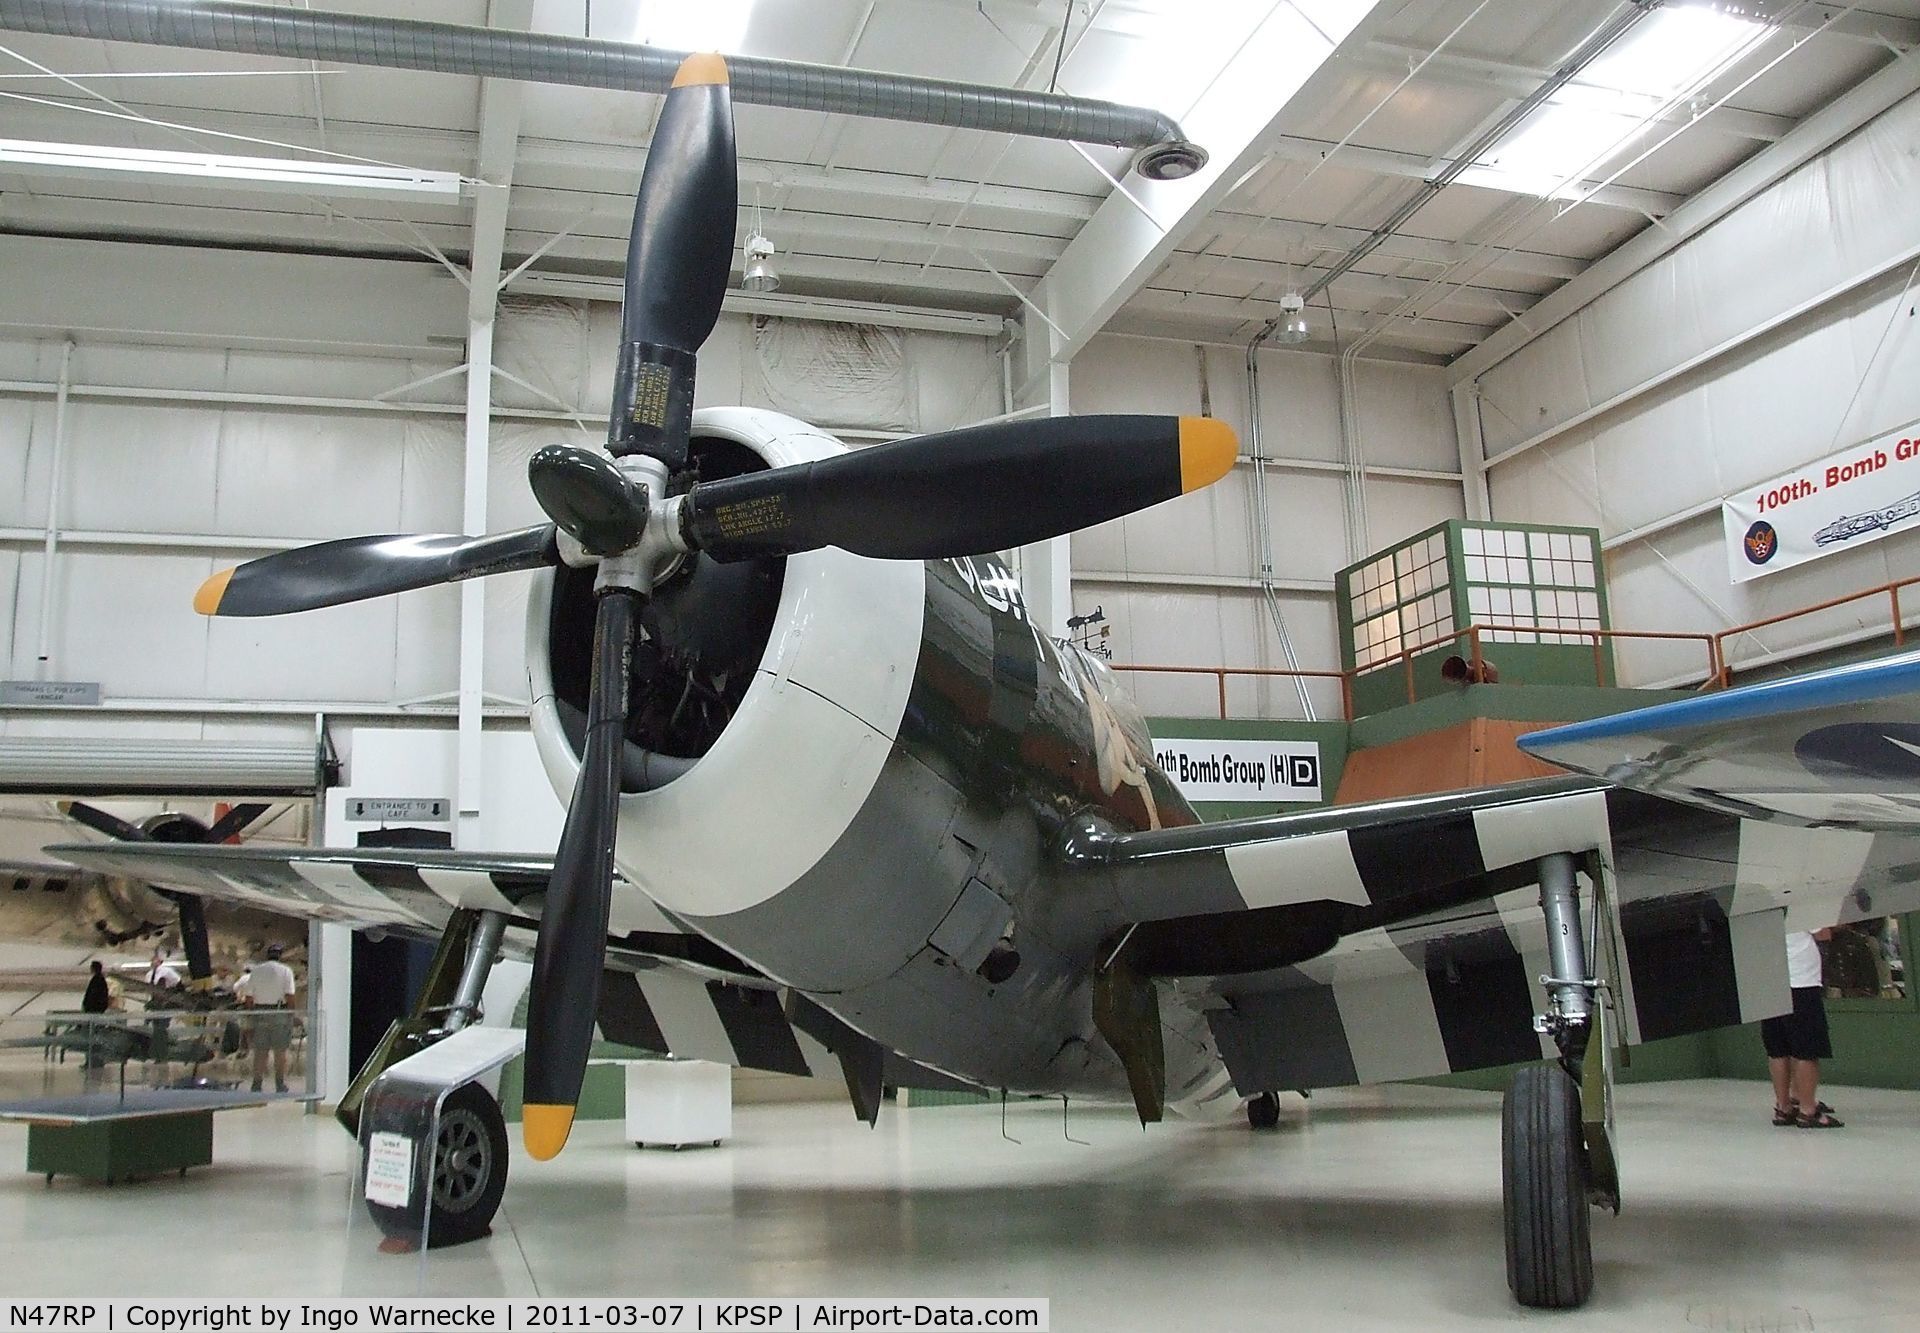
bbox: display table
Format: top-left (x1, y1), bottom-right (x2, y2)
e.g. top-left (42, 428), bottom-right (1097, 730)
top-left (26, 1108), bottom-right (215, 1184)
top-left (622, 1059), bottom-right (731, 1149)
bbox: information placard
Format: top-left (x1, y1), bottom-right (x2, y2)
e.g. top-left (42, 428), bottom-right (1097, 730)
top-left (0, 679), bottom-right (101, 705)
top-left (344, 797), bottom-right (449, 822)
top-left (363, 1130), bottom-right (414, 1207)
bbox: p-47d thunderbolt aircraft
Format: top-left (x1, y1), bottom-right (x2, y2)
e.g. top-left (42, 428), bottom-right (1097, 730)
top-left (46, 53), bottom-right (1920, 1313)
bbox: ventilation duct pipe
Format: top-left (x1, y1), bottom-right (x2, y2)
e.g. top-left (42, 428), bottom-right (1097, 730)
top-left (0, 0), bottom-right (1207, 177)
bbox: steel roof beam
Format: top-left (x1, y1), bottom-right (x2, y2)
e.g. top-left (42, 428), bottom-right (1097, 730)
top-left (1027, 0), bottom-right (1389, 363)
top-left (1357, 42), bottom-right (1797, 142)
top-left (1262, 134), bottom-right (1684, 216)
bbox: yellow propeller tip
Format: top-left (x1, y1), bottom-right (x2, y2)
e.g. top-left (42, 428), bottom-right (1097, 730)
top-left (522, 1103), bottom-right (576, 1160)
top-left (1177, 416), bottom-right (1238, 493)
top-left (671, 53), bottom-right (729, 87)
top-left (193, 567), bottom-right (235, 616)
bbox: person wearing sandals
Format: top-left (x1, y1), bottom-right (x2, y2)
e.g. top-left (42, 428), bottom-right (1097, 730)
top-left (1765, 928), bottom-right (1843, 1129)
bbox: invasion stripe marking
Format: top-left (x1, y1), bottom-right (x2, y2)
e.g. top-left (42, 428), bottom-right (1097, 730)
top-left (706, 981), bottom-right (811, 1076)
top-left (1334, 969), bottom-right (1451, 1083)
top-left (1349, 811), bottom-right (1485, 904)
top-left (1210, 984), bottom-right (1357, 1092)
top-left (595, 972), bottom-right (670, 1055)
top-left (1471, 790), bottom-right (1608, 872)
top-left (791, 1026), bottom-right (839, 1081)
top-left (289, 861), bottom-right (427, 924)
top-left (418, 866), bottom-right (518, 914)
top-left (635, 969), bottom-right (737, 1065)
top-left (1423, 934), bottom-right (1543, 1073)
top-left (1223, 829), bottom-right (1369, 909)
top-left (1619, 895), bottom-right (1745, 1041)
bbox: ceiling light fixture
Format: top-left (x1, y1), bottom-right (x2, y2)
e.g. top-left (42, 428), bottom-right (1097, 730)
top-left (0, 138), bottom-right (464, 201)
top-left (741, 186), bottom-right (780, 293)
top-left (742, 232), bottom-right (779, 293)
top-left (632, 0), bottom-right (757, 54)
top-left (1464, 4), bottom-right (1766, 200)
top-left (1274, 292), bottom-right (1310, 344)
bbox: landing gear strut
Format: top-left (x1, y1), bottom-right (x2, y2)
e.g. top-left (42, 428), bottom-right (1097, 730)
top-left (352, 909), bottom-right (513, 1248)
top-left (1503, 852), bottom-right (1616, 1310)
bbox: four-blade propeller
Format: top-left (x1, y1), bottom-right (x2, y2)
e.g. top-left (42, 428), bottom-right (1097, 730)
top-left (190, 53), bottom-right (1238, 1159)
top-left (61, 799), bottom-right (272, 984)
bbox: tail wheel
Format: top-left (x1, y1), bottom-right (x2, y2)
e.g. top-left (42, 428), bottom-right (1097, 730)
top-left (1502, 1064), bottom-right (1593, 1308)
top-left (364, 1081), bottom-right (508, 1248)
top-left (1246, 1092), bottom-right (1280, 1131)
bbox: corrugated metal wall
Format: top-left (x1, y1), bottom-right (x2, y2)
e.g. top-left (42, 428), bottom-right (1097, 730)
top-left (1471, 88), bottom-right (1920, 686)
top-left (0, 231), bottom-right (1466, 744)
top-left (1070, 335), bottom-right (1465, 718)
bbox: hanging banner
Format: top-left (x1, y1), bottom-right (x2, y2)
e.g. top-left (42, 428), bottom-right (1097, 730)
top-left (1725, 424), bottom-right (1920, 582)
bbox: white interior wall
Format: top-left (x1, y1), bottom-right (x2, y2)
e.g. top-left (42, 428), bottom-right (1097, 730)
top-left (1474, 86), bottom-right (1920, 687)
top-left (0, 228), bottom-right (1466, 753)
top-left (0, 239), bottom-right (1003, 755)
top-left (1069, 334), bottom-right (1465, 718)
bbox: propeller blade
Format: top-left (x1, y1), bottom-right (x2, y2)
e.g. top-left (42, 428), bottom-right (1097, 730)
top-left (202, 802), bottom-right (272, 845)
top-left (520, 589), bottom-right (636, 1160)
top-left (194, 525), bottom-right (558, 617)
top-left (166, 892), bottom-right (215, 984)
top-left (528, 445), bottom-right (647, 555)
top-left (681, 415), bottom-right (1237, 561)
top-left (607, 54), bottom-right (736, 468)
top-left (522, 54), bottom-right (735, 1158)
top-left (59, 800), bottom-right (150, 843)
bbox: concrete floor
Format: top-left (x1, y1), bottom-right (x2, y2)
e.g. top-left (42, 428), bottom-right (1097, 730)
top-left (0, 1079), bottom-right (1916, 1329)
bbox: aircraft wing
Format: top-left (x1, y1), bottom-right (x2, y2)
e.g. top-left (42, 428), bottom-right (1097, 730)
top-left (1074, 773), bottom-right (1919, 1096)
top-left (1516, 647), bottom-right (1920, 830)
top-left (42, 840), bottom-right (686, 935)
top-left (41, 840), bottom-right (975, 1097)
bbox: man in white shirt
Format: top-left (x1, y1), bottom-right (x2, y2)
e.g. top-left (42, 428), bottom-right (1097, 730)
top-left (1762, 929), bottom-right (1842, 1128)
top-left (146, 949), bottom-right (182, 990)
top-left (245, 944), bottom-right (298, 1094)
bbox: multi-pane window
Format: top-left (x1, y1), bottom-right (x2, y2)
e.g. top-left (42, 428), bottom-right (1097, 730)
top-left (1349, 530), bottom-right (1454, 672)
top-left (1460, 526), bottom-right (1601, 645)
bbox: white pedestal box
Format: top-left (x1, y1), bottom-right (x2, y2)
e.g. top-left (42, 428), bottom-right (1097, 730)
top-left (623, 1059), bottom-right (732, 1148)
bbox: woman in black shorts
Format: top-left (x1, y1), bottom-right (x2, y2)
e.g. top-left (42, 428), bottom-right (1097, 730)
top-left (1764, 929), bottom-right (1843, 1128)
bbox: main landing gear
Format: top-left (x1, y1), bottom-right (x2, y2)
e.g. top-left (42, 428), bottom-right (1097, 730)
top-left (347, 909), bottom-right (514, 1249)
top-left (1245, 1092), bottom-right (1280, 1131)
top-left (1503, 853), bottom-right (1618, 1310)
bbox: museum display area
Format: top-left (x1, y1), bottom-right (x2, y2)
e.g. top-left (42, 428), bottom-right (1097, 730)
top-left (7, 0), bottom-right (1920, 1328)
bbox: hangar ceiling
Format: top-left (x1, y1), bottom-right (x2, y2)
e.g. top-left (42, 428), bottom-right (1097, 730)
top-left (0, 0), bottom-right (1914, 364)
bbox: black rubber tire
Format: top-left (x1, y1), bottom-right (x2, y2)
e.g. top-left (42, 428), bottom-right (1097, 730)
top-left (364, 1082), bottom-right (508, 1249)
top-left (1503, 1064), bottom-right (1594, 1309)
top-left (1246, 1092), bottom-right (1280, 1131)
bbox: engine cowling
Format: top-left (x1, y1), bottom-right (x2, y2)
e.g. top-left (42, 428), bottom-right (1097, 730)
top-left (526, 407), bottom-right (927, 930)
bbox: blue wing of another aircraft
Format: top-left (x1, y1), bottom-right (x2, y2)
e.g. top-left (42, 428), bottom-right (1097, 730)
top-left (1518, 647), bottom-right (1920, 829)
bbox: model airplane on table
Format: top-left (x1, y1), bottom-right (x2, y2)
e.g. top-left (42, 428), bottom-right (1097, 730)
top-left (43, 52), bottom-right (1920, 1312)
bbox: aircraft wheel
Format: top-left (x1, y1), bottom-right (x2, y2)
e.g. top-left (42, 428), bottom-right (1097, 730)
top-left (1503, 1064), bottom-right (1593, 1309)
top-left (1245, 1092), bottom-right (1280, 1131)
top-left (364, 1082), bottom-right (508, 1248)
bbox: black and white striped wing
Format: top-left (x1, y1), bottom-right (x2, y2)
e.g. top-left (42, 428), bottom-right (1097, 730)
top-left (1077, 776), bottom-right (1840, 1094)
